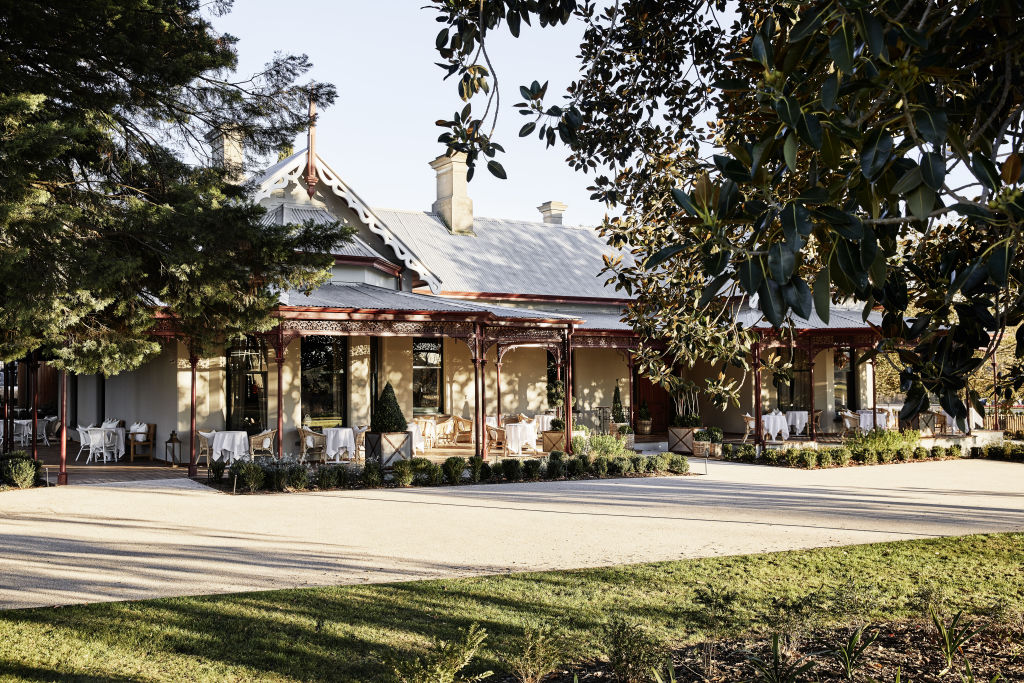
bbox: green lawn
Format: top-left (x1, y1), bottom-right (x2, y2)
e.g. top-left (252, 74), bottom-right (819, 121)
top-left (1, 533), bottom-right (1022, 682)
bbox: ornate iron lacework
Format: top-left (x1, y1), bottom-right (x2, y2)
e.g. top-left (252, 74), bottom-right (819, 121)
top-left (279, 318), bottom-right (475, 340)
top-left (571, 335), bottom-right (637, 350)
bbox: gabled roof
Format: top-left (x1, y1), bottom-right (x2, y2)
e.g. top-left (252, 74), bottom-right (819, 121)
top-left (260, 205), bottom-right (388, 260)
top-left (251, 149), bottom-right (442, 293)
top-left (284, 282), bottom-right (580, 323)
top-left (374, 209), bottom-right (630, 300)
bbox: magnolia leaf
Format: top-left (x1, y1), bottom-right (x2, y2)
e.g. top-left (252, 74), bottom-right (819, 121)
top-left (1001, 153), bottom-right (1022, 184)
top-left (671, 188), bottom-right (699, 216)
top-left (987, 243), bottom-right (1013, 286)
top-left (798, 112), bottom-right (823, 149)
top-left (781, 202), bottom-right (812, 246)
top-left (813, 267), bottom-right (831, 323)
top-left (828, 20), bottom-right (855, 73)
top-left (971, 152), bottom-right (1000, 191)
top-left (789, 6), bottom-right (826, 42)
top-left (774, 96), bottom-right (802, 128)
top-left (486, 160), bottom-right (507, 179)
top-left (860, 225), bottom-right (878, 270)
top-left (869, 250), bottom-right (887, 287)
top-left (821, 72), bottom-right (838, 111)
top-left (914, 108), bottom-right (948, 146)
top-left (859, 10), bottom-right (886, 60)
top-left (737, 258), bottom-right (765, 294)
top-left (891, 166), bottom-right (923, 195)
top-left (752, 33), bottom-right (770, 65)
top-left (783, 277), bottom-right (813, 319)
top-left (861, 129), bottom-right (893, 179)
top-left (699, 272), bottom-right (732, 308)
top-left (784, 133), bottom-right (798, 171)
top-left (907, 184), bottom-right (935, 221)
top-left (519, 122), bottom-right (536, 137)
top-left (920, 152), bottom-right (946, 191)
top-left (758, 279), bottom-right (786, 328)
top-left (767, 242), bottom-right (796, 283)
top-left (644, 244), bottom-right (686, 270)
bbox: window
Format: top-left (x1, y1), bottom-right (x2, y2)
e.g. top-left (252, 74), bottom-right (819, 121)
top-left (412, 338), bottom-right (443, 414)
top-left (301, 336), bottom-right (348, 427)
top-left (774, 349), bottom-right (811, 411)
top-left (834, 348), bottom-right (858, 413)
top-left (226, 336), bottom-right (268, 435)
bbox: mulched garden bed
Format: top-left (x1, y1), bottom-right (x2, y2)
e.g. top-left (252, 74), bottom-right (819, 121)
top-left (531, 619), bottom-right (1023, 682)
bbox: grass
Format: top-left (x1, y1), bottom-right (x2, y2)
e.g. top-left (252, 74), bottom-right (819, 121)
top-left (1, 533), bottom-right (1022, 682)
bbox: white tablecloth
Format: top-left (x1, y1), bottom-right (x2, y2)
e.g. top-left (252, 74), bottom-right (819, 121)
top-left (762, 413), bottom-right (789, 441)
top-left (409, 422), bottom-right (425, 453)
top-left (207, 431), bottom-right (249, 462)
top-left (323, 427), bottom-right (355, 461)
top-left (504, 422), bottom-right (538, 454)
top-left (534, 414), bottom-right (556, 432)
top-left (786, 411), bottom-right (808, 435)
top-left (859, 410), bottom-right (889, 431)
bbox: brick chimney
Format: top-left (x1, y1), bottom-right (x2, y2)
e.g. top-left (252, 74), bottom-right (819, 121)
top-left (205, 125), bottom-right (244, 183)
top-left (537, 200), bottom-right (567, 225)
top-left (429, 153), bottom-right (474, 235)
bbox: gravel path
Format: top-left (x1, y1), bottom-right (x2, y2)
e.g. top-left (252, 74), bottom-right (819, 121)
top-left (1, 459), bottom-right (1022, 609)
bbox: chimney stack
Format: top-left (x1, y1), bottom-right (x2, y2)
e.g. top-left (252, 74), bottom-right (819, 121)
top-left (206, 125), bottom-right (244, 183)
top-left (429, 153), bottom-right (474, 235)
top-left (537, 200), bottom-right (568, 225)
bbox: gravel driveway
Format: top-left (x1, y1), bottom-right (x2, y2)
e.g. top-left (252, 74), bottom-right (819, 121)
top-left (1, 459), bottom-right (1022, 609)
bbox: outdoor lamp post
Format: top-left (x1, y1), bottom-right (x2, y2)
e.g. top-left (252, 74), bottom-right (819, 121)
top-left (165, 431), bottom-right (181, 467)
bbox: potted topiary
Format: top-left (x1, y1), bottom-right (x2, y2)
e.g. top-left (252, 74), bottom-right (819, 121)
top-left (618, 424), bottom-right (635, 450)
top-left (707, 426), bottom-right (724, 458)
top-left (692, 429), bottom-right (712, 458)
top-left (636, 400), bottom-right (652, 435)
top-left (610, 381), bottom-right (628, 435)
top-left (542, 417), bottom-right (566, 452)
top-left (364, 382), bottom-right (412, 468)
top-left (668, 383), bottom-right (701, 454)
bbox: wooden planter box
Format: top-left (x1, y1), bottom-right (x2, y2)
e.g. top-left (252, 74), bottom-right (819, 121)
top-left (668, 426), bottom-right (697, 454)
top-left (542, 430), bottom-right (566, 453)
top-left (636, 419), bottom-right (652, 435)
top-left (611, 421), bottom-right (629, 436)
top-left (365, 432), bottom-right (413, 468)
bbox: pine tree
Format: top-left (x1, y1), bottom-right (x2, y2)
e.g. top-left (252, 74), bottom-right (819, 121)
top-left (371, 382), bottom-right (408, 433)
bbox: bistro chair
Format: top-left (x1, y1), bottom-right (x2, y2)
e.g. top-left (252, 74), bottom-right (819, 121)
top-left (504, 414), bottom-right (521, 424)
top-left (43, 416), bottom-right (60, 447)
top-left (811, 410), bottom-right (823, 435)
top-left (934, 411), bottom-right (950, 435)
top-left (486, 424), bottom-right (507, 457)
top-left (452, 416), bottom-right (474, 443)
top-left (129, 423), bottom-right (157, 462)
top-left (434, 417), bottom-right (457, 446)
top-left (75, 425), bottom-right (93, 461)
top-left (196, 431), bottom-right (213, 468)
top-left (839, 410), bottom-right (860, 438)
top-left (298, 426), bottom-right (326, 463)
top-left (353, 425), bottom-right (369, 461)
top-left (83, 427), bottom-right (116, 464)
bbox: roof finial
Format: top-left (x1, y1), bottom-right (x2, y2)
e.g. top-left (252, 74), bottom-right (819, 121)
top-left (305, 91), bottom-right (319, 198)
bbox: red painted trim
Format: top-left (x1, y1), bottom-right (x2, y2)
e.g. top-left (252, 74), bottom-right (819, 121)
top-left (414, 289), bottom-right (634, 306)
top-left (277, 306), bottom-right (577, 325)
top-left (333, 255), bottom-right (402, 277)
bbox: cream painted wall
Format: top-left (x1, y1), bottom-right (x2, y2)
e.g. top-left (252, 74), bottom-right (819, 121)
top-left (858, 354), bottom-right (875, 410)
top-left (175, 342), bottom-right (227, 448)
top-left (103, 347), bottom-right (178, 442)
top-left (444, 337), bottom-right (476, 418)
top-left (572, 348), bottom-right (629, 430)
top-left (687, 361), bottom-right (751, 435)
top-left (380, 336), bottom-right (414, 419)
top-left (485, 347), bottom-right (549, 418)
top-left (349, 336), bottom-right (371, 426)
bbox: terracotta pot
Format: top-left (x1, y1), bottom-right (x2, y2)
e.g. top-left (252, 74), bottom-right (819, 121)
top-left (542, 430), bottom-right (566, 453)
top-left (365, 432), bottom-right (413, 468)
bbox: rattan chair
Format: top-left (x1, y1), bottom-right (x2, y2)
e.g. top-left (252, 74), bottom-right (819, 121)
top-left (434, 417), bottom-right (457, 446)
top-left (840, 410), bottom-right (860, 438)
top-left (298, 426), bottom-right (326, 463)
top-left (742, 415), bottom-right (756, 443)
top-left (811, 409), bottom-right (823, 435)
top-left (196, 431), bottom-right (212, 467)
top-left (129, 423), bottom-right (156, 462)
top-left (249, 429), bottom-right (276, 458)
top-left (486, 424), bottom-right (507, 456)
top-left (453, 416), bottom-right (474, 443)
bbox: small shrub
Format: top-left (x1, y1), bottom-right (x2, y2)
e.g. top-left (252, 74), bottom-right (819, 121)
top-left (878, 448), bottom-right (895, 464)
top-left (548, 450), bottom-right (564, 462)
top-left (544, 457), bottom-right (564, 479)
top-left (721, 443), bottom-right (733, 460)
top-left (707, 426), bottom-right (724, 443)
top-left (549, 418), bottom-right (564, 432)
top-left (287, 464), bottom-right (309, 490)
top-left (523, 459), bottom-right (542, 480)
top-left (314, 464), bottom-right (338, 489)
top-left (501, 458), bottom-right (523, 482)
top-left (608, 456), bottom-right (629, 475)
top-left (468, 456), bottom-right (484, 483)
top-left (592, 456), bottom-right (609, 476)
top-left (392, 622), bottom-right (490, 683)
top-left (566, 456), bottom-right (586, 478)
top-left (0, 456), bottom-right (37, 489)
top-left (913, 446), bottom-right (929, 460)
top-left (860, 449), bottom-right (878, 465)
top-left (969, 446), bottom-right (983, 459)
top-left (603, 617), bottom-right (664, 683)
top-left (783, 449), bottom-right (801, 468)
top-left (738, 444), bottom-right (757, 463)
top-left (628, 454), bottom-right (645, 473)
top-left (834, 447), bottom-right (852, 466)
top-left (411, 458), bottom-right (443, 486)
top-left (232, 460), bottom-right (264, 493)
top-left (261, 461), bottom-right (288, 491)
top-left (504, 625), bottom-right (566, 683)
top-left (897, 447), bottom-right (913, 462)
top-left (576, 453), bottom-right (592, 472)
top-left (817, 449), bottom-right (834, 468)
top-left (479, 460), bottom-right (492, 481)
top-left (362, 462), bottom-right (383, 488)
top-left (799, 449), bottom-right (817, 469)
top-left (948, 444), bottom-right (963, 458)
top-left (931, 445), bottom-right (947, 459)
top-left (667, 453), bottom-right (689, 474)
top-left (589, 434), bottom-right (626, 458)
top-left (643, 455), bottom-right (659, 473)
top-left (209, 459), bottom-right (227, 482)
top-left (391, 459), bottom-right (414, 486)
top-left (443, 456), bottom-right (467, 485)
top-left (571, 434), bottom-right (590, 456)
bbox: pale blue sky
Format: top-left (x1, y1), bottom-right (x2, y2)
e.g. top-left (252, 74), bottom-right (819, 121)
top-left (213, 1), bottom-right (603, 225)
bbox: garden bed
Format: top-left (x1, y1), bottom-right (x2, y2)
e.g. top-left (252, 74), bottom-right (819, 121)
top-left (200, 449), bottom-right (692, 494)
top-left (0, 452), bottom-right (46, 491)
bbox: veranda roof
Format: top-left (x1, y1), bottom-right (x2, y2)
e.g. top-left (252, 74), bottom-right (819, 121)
top-left (282, 282), bottom-right (580, 323)
top-left (736, 305), bottom-right (883, 331)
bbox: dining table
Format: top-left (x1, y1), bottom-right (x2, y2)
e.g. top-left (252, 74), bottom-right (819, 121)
top-left (859, 410), bottom-right (889, 431)
top-left (533, 414), bottom-right (556, 433)
top-left (504, 422), bottom-right (538, 454)
top-left (323, 427), bottom-right (356, 461)
top-left (785, 410), bottom-right (808, 436)
top-left (203, 430), bottom-right (249, 463)
top-left (762, 412), bottom-right (789, 441)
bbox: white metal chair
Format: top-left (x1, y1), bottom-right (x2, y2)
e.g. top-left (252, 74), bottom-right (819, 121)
top-left (84, 427), bottom-right (116, 464)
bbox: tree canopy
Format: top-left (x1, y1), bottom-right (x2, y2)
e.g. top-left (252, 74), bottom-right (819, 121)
top-left (0, 0), bottom-right (348, 374)
top-left (429, 0), bottom-right (1024, 425)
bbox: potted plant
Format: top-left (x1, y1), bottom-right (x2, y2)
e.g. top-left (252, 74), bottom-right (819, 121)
top-left (542, 417), bottom-right (566, 452)
top-left (364, 382), bottom-right (412, 468)
top-left (668, 383), bottom-right (701, 454)
top-left (636, 400), bottom-right (652, 435)
top-left (618, 424), bottom-right (635, 450)
top-left (707, 426), bottom-right (724, 458)
top-left (610, 381), bottom-right (628, 435)
top-left (692, 429), bottom-right (712, 458)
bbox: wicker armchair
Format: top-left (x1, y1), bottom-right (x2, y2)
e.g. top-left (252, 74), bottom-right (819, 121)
top-left (486, 424), bottom-right (507, 456)
top-left (354, 425), bottom-right (369, 461)
top-left (453, 416), bottom-right (474, 443)
top-left (504, 414), bottom-right (521, 424)
top-left (196, 431), bottom-right (212, 467)
top-left (840, 410), bottom-right (860, 438)
top-left (298, 426), bottom-right (326, 463)
top-left (434, 417), bottom-right (457, 446)
top-left (742, 415), bottom-right (756, 443)
top-left (811, 409), bottom-right (823, 434)
top-left (129, 423), bottom-right (156, 462)
top-left (249, 429), bottom-right (276, 458)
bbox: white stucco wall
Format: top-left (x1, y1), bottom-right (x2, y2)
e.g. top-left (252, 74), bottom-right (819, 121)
top-left (572, 348), bottom-right (629, 430)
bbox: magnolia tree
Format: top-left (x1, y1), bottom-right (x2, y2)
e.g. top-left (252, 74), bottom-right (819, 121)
top-left (429, 0), bottom-right (1024, 427)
